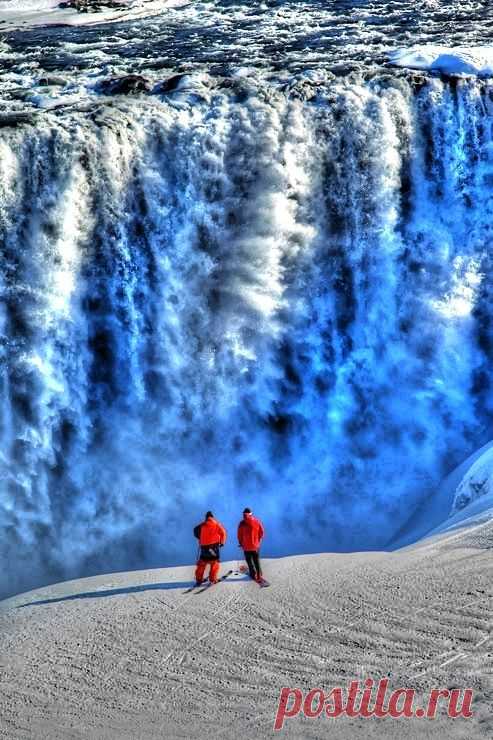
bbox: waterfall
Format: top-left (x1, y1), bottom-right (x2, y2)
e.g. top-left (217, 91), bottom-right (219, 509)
top-left (1, 73), bottom-right (493, 596)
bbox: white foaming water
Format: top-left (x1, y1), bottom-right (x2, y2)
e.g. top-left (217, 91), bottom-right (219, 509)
top-left (1, 73), bottom-right (493, 596)
top-left (1, 0), bottom-right (492, 80)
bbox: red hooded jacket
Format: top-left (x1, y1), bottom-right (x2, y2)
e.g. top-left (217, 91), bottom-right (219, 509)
top-left (238, 512), bottom-right (264, 552)
top-left (198, 517), bottom-right (227, 547)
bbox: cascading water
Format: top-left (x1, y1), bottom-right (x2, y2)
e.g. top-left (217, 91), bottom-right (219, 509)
top-left (2, 25), bottom-right (493, 596)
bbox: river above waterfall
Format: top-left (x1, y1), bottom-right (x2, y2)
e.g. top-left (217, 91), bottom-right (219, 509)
top-left (0, 1), bottom-right (493, 91)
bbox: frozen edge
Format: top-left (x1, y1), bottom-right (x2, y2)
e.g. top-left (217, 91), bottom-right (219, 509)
top-left (389, 46), bottom-right (493, 78)
top-left (0, 0), bottom-right (189, 30)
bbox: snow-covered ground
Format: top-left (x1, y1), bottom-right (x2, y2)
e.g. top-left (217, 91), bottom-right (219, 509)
top-left (389, 46), bottom-right (493, 77)
top-left (0, 508), bottom-right (491, 739)
top-left (426, 440), bottom-right (493, 539)
top-left (451, 444), bottom-right (493, 510)
top-left (0, 0), bottom-right (188, 29)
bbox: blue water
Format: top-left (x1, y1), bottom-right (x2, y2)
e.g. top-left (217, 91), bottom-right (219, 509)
top-left (0, 1), bottom-right (492, 597)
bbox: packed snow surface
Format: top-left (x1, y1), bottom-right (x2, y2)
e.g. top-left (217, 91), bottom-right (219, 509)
top-left (0, 513), bottom-right (491, 739)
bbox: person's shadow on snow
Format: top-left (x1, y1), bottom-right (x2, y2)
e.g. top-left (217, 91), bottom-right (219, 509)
top-left (17, 576), bottom-right (247, 608)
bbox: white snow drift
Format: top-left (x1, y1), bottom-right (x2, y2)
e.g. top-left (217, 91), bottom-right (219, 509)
top-left (0, 0), bottom-right (188, 29)
top-left (389, 46), bottom-right (493, 77)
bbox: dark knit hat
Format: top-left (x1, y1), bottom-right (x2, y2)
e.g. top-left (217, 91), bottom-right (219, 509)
top-left (243, 507), bottom-right (251, 514)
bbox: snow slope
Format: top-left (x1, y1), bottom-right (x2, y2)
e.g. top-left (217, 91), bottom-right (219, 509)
top-left (450, 445), bottom-right (493, 512)
top-left (426, 440), bottom-right (493, 538)
top-left (0, 514), bottom-right (491, 739)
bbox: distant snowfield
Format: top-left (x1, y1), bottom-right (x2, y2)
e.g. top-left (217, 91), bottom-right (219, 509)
top-left (0, 0), bottom-right (189, 29)
top-left (389, 46), bottom-right (493, 76)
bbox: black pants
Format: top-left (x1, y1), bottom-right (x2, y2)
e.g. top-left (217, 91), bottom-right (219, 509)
top-left (244, 550), bottom-right (262, 579)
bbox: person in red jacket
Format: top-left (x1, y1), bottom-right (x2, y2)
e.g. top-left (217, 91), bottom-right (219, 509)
top-left (238, 507), bottom-right (264, 581)
top-left (193, 511), bottom-right (227, 585)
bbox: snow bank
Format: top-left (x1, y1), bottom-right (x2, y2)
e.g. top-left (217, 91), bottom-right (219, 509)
top-left (389, 46), bottom-right (493, 77)
top-left (427, 440), bottom-right (493, 538)
top-left (0, 0), bottom-right (188, 29)
top-left (429, 487), bottom-right (493, 538)
top-left (0, 0), bottom-right (56, 9)
top-left (451, 443), bottom-right (493, 511)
